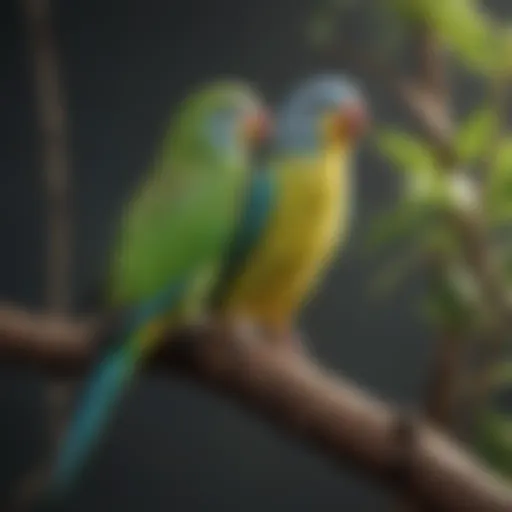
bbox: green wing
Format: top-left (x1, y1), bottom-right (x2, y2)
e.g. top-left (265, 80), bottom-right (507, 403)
top-left (107, 155), bottom-right (243, 307)
top-left (39, 81), bottom-right (261, 508)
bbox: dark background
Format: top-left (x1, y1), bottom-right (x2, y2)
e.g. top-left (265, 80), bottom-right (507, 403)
top-left (1, 0), bottom-right (504, 510)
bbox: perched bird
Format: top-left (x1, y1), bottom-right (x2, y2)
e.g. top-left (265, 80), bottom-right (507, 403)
top-left (213, 74), bottom-right (369, 346)
top-left (40, 80), bottom-right (269, 507)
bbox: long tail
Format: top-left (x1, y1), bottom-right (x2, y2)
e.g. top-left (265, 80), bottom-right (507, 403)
top-left (36, 326), bottom-right (143, 511)
top-left (37, 287), bottom-right (187, 512)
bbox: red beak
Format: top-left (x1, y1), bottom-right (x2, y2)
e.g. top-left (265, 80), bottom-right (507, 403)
top-left (244, 108), bottom-right (273, 144)
top-left (339, 101), bottom-right (370, 139)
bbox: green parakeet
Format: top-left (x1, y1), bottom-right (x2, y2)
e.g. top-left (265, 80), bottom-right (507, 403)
top-left (40, 80), bottom-right (268, 507)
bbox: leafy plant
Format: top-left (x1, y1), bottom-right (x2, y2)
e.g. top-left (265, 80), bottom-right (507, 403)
top-left (309, 0), bottom-right (512, 481)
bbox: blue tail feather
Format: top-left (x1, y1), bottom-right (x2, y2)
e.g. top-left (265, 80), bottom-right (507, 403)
top-left (33, 339), bottom-right (138, 512)
top-left (51, 342), bottom-right (137, 496)
top-left (38, 279), bottom-right (187, 508)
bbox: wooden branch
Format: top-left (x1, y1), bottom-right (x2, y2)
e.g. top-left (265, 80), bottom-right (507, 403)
top-left (0, 304), bottom-right (97, 374)
top-left (1, 304), bottom-right (512, 511)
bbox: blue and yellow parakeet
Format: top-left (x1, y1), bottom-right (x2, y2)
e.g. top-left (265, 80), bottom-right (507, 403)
top-left (40, 80), bottom-right (269, 507)
top-left (213, 74), bottom-right (369, 346)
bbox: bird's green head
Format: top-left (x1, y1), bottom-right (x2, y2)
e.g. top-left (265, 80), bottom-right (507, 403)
top-left (171, 80), bottom-right (271, 159)
top-left (276, 74), bottom-right (370, 152)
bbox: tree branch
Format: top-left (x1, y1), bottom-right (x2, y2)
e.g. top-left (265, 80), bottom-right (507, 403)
top-left (1, 304), bottom-right (512, 512)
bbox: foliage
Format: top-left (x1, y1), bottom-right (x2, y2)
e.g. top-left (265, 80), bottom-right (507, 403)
top-left (372, 1), bottom-right (512, 478)
top-left (486, 138), bottom-right (512, 224)
top-left (308, 0), bottom-right (512, 479)
top-left (456, 105), bottom-right (497, 164)
top-left (392, 0), bottom-right (508, 74)
top-left (371, 127), bottom-right (487, 331)
top-left (308, 0), bottom-right (512, 73)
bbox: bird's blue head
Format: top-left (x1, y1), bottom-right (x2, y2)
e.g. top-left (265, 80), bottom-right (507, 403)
top-left (275, 74), bottom-right (370, 153)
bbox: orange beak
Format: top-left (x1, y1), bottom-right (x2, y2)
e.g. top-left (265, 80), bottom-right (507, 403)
top-left (243, 108), bottom-right (273, 145)
top-left (337, 100), bottom-right (370, 140)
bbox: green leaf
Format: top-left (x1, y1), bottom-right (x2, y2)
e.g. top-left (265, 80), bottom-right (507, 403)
top-left (404, 171), bottom-right (448, 206)
top-left (492, 139), bottom-right (512, 177)
top-left (376, 129), bottom-right (436, 172)
top-left (432, 1), bottom-right (497, 65)
top-left (486, 139), bottom-right (512, 224)
top-left (456, 106), bottom-right (497, 163)
top-left (390, 0), bottom-right (504, 74)
top-left (402, 171), bottom-right (478, 215)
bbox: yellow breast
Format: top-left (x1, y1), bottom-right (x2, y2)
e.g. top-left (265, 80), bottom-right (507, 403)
top-left (222, 144), bottom-right (352, 331)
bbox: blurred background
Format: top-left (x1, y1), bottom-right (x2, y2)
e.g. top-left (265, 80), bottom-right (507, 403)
top-left (1, 0), bottom-right (511, 510)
